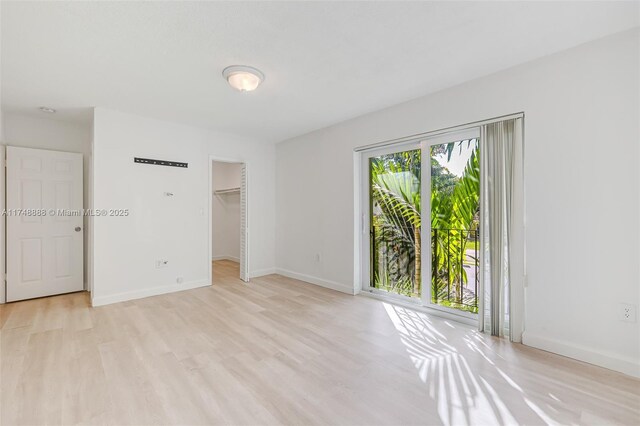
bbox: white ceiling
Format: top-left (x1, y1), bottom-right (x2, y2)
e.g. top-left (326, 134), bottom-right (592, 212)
top-left (2, 1), bottom-right (638, 143)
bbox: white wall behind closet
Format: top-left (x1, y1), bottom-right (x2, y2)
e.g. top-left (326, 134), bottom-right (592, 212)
top-left (275, 29), bottom-right (640, 376)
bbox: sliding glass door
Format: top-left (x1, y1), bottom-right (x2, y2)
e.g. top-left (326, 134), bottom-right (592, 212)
top-left (362, 129), bottom-right (480, 317)
top-left (363, 142), bottom-right (422, 301)
top-left (425, 132), bottom-right (480, 314)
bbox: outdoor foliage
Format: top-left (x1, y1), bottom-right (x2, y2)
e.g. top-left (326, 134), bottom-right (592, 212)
top-left (370, 150), bottom-right (421, 297)
top-left (370, 140), bottom-right (480, 313)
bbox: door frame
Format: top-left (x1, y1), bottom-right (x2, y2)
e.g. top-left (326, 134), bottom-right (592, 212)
top-left (208, 155), bottom-right (249, 284)
top-left (354, 113), bottom-right (525, 333)
top-left (5, 146), bottom-right (84, 302)
top-left (0, 146), bottom-right (5, 304)
top-left (359, 129), bottom-right (480, 320)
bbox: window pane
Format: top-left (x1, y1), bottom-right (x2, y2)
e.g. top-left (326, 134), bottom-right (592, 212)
top-left (369, 149), bottom-right (421, 298)
top-left (430, 139), bottom-right (479, 313)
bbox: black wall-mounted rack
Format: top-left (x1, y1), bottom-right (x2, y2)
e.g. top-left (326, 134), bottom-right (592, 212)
top-left (134, 157), bottom-right (188, 168)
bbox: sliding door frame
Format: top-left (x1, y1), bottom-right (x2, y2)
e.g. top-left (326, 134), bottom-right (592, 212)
top-left (354, 112), bottom-right (524, 334)
top-left (359, 129), bottom-right (481, 320)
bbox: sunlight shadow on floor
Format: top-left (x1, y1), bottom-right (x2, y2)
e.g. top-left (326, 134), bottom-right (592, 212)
top-left (382, 302), bottom-right (579, 425)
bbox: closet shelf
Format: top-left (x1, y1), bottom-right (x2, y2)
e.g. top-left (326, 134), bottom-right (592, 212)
top-left (214, 187), bottom-right (240, 195)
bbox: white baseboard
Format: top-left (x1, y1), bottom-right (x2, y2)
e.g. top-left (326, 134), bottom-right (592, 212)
top-left (275, 268), bottom-right (355, 295)
top-left (522, 331), bottom-right (640, 378)
top-left (212, 255), bottom-right (239, 263)
top-left (91, 279), bottom-right (210, 307)
top-left (249, 267), bottom-right (277, 278)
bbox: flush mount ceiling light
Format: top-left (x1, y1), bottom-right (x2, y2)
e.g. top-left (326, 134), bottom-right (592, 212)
top-left (222, 65), bottom-right (264, 92)
top-left (39, 106), bottom-right (56, 114)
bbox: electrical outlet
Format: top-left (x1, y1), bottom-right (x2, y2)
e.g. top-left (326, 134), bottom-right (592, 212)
top-left (155, 260), bottom-right (168, 269)
top-left (315, 253), bottom-right (321, 262)
top-left (619, 303), bottom-right (637, 323)
top-left (176, 277), bottom-right (183, 284)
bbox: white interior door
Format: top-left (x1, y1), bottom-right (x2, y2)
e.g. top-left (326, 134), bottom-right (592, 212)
top-left (239, 163), bottom-right (249, 282)
top-left (6, 146), bottom-right (84, 302)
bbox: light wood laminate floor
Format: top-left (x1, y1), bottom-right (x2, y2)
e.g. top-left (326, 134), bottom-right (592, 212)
top-left (1, 260), bottom-right (638, 425)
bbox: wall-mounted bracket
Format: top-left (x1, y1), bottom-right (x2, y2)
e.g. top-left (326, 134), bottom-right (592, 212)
top-left (134, 157), bottom-right (188, 168)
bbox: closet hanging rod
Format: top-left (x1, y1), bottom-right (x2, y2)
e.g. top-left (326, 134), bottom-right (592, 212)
top-left (214, 187), bottom-right (240, 194)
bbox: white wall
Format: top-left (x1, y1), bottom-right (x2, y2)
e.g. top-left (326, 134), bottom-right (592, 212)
top-left (2, 113), bottom-right (92, 291)
top-left (212, 161), bottom-right (241, 262)
top-left (92, 108), bottom-right (275, 305)
top-left (275, 29), bottom-right (640, 376)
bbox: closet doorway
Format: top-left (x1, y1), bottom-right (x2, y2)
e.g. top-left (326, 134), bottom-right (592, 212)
top-left (209, 158), bottom-right (249, 284)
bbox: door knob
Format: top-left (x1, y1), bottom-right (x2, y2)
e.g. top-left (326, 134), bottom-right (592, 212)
top-left (75, 227), bottom-right (82, 232)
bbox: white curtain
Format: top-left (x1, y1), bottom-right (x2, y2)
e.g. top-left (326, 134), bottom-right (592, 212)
top-left (479, 119), bottom-right (516, 338)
